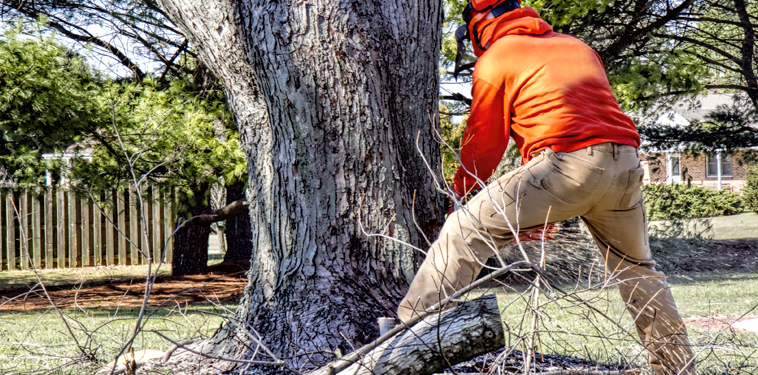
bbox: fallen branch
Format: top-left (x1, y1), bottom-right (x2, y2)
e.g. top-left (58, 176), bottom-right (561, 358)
top-left (307, 294), bottom-right (505, 375)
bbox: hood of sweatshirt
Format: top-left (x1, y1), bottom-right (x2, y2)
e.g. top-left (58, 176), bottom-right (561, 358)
top-left (471, 7), bottom-right (553, 57)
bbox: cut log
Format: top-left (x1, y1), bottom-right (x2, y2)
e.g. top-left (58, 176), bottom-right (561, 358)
top-left (308, 294), bottom-right (505, 375)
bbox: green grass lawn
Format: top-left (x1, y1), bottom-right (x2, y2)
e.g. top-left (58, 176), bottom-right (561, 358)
top-left (0, 213), bottom-right (756, 374)
top-left (0, 261), bottom-right (233, 374)
top-left (5, 271), bottom-right (748, 374)
top-left (485, 211), bottom-right (758, 373)
top-left (649, 212), bottom-right (758, 241)
top-left (470, 270), bottom-right (758, 375)
top-left (0, 303), bottom-right (233, 374)
top-left (702, 212), bottom-right (758, 240)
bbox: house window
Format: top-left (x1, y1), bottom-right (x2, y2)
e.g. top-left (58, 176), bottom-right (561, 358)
top-left (706, 153), bottom-right (732, 177)
top-left (666, 153), bottom-right (681, 183)
top-left (670, 156), bottom-right (681, 177)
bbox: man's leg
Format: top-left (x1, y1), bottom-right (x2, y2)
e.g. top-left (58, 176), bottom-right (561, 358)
top-left (583, 197), bottom-right (695, 375)
top-left (398, 149), bottom-right (598, 323)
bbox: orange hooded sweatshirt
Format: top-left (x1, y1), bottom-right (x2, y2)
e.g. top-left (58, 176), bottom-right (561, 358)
top-left (452, 7), bottom-right (640, 196)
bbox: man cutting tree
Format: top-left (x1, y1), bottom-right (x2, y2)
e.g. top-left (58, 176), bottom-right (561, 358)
top-left (397, 1), bottom-right (695, 374)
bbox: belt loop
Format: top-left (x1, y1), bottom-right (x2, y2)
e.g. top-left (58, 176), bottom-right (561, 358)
top-left (612, 144), bottom-right (618, 160)
top-left (587, 146), bottom-right (593, 156)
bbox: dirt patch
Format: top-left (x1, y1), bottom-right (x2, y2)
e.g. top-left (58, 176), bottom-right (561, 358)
top-left (683, 314), bottom-right (758, 333)
top-left (0, 269), bottom-right (248, 312)
top-left (676, 239), bottom-right (758, 272)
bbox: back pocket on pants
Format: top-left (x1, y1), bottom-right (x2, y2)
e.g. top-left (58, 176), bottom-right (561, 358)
top-left (527, 152), bottom-right (602, 205)
top-left (617, 166), bottom-right (644, 209)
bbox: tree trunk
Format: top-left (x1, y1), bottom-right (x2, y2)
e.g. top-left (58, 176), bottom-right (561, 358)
top-left (222, 181), bottom-right (252, 263)
top-left (157, 0), bottom-right (444, 371)
top-left (134, 295), bottom-right (505, 375)
top-left (171, 199), bottom-right (211, 276)
top-left (172, 189), bottom-right (251, 276)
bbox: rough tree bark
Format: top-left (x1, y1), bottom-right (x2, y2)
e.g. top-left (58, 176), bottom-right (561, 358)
top-left (222, 181), bottom-right (252, 263)
top-left (157, 0), bottom-right (445, 371)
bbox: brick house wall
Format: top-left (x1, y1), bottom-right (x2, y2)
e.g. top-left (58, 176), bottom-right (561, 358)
top-left (640, 150), bottom-right (754, 193)
top-left (640, 153), bottom-right (667, 184)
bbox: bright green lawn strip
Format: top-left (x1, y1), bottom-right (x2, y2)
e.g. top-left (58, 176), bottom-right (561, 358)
top-left (0, 303), bottom-right (234, 374)
top-left (649, 212), bottom-right (758, 241)
top-left (700, 212), bottom-right (758, 240)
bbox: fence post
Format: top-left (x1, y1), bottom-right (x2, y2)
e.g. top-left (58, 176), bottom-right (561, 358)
top-left (106, 191), bottom-right (115, 266)
top-left (163, 188), bottom-right (174, 263)
top-left (117, 190), bottom-right (126, 265)
top-left (45, 188), bottom-right (53, 269)
top-left (56, 188), bottom-right (65, 268)
top-left (19, 189), bottom-right (28, 270)
top-left (129, 185), bottom-right (139, 265)
top-left (5, 192), bottom-right (15, 270)
top-left (81, 195), bottom-right (90, 267)
top-left (93, 193), bottom-right (102, 267)
top-left (32, 188), bottom-right (41, 268)
top-left (152, 185), bottom-right (160, 264)
top-left (140, 188), bottom-right (148, 265)
top-left (68, 190), bottom-right (78, 268)
top-left (0, 190), bottom-right (4, 271)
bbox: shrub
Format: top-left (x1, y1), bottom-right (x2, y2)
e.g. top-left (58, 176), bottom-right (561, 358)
top-left (642, 183), bottom-right (743, 221)
top-left (744, 165), bottom-right (758, 212)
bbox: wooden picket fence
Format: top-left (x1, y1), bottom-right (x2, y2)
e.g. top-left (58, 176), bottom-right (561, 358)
top-left (0, 185), bottom-right (176, 271)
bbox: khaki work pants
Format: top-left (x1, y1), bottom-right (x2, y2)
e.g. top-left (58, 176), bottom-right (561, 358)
top-left (398, 143), bottom-right (695, 375)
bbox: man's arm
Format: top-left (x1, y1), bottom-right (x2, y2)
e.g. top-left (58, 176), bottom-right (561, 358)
top-left (453, 77), bottom-right (509, 196)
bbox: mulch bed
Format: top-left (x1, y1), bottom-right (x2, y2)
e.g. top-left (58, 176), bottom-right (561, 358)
top-left (676, 239), bottom-right (758, 272)
top-left (0, 261), bottom-right (249, 312)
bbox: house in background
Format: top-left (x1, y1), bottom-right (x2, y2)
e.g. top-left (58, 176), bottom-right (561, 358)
top-left (41, 141), bottom-right (94, 187)
top-left (639, 94), bottom-right (756, 192)
top-left (641, 151), bottom-right (753, 191)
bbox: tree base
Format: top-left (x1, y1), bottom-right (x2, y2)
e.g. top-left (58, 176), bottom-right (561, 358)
top-left (138, 295), bottom-right (504, 375)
